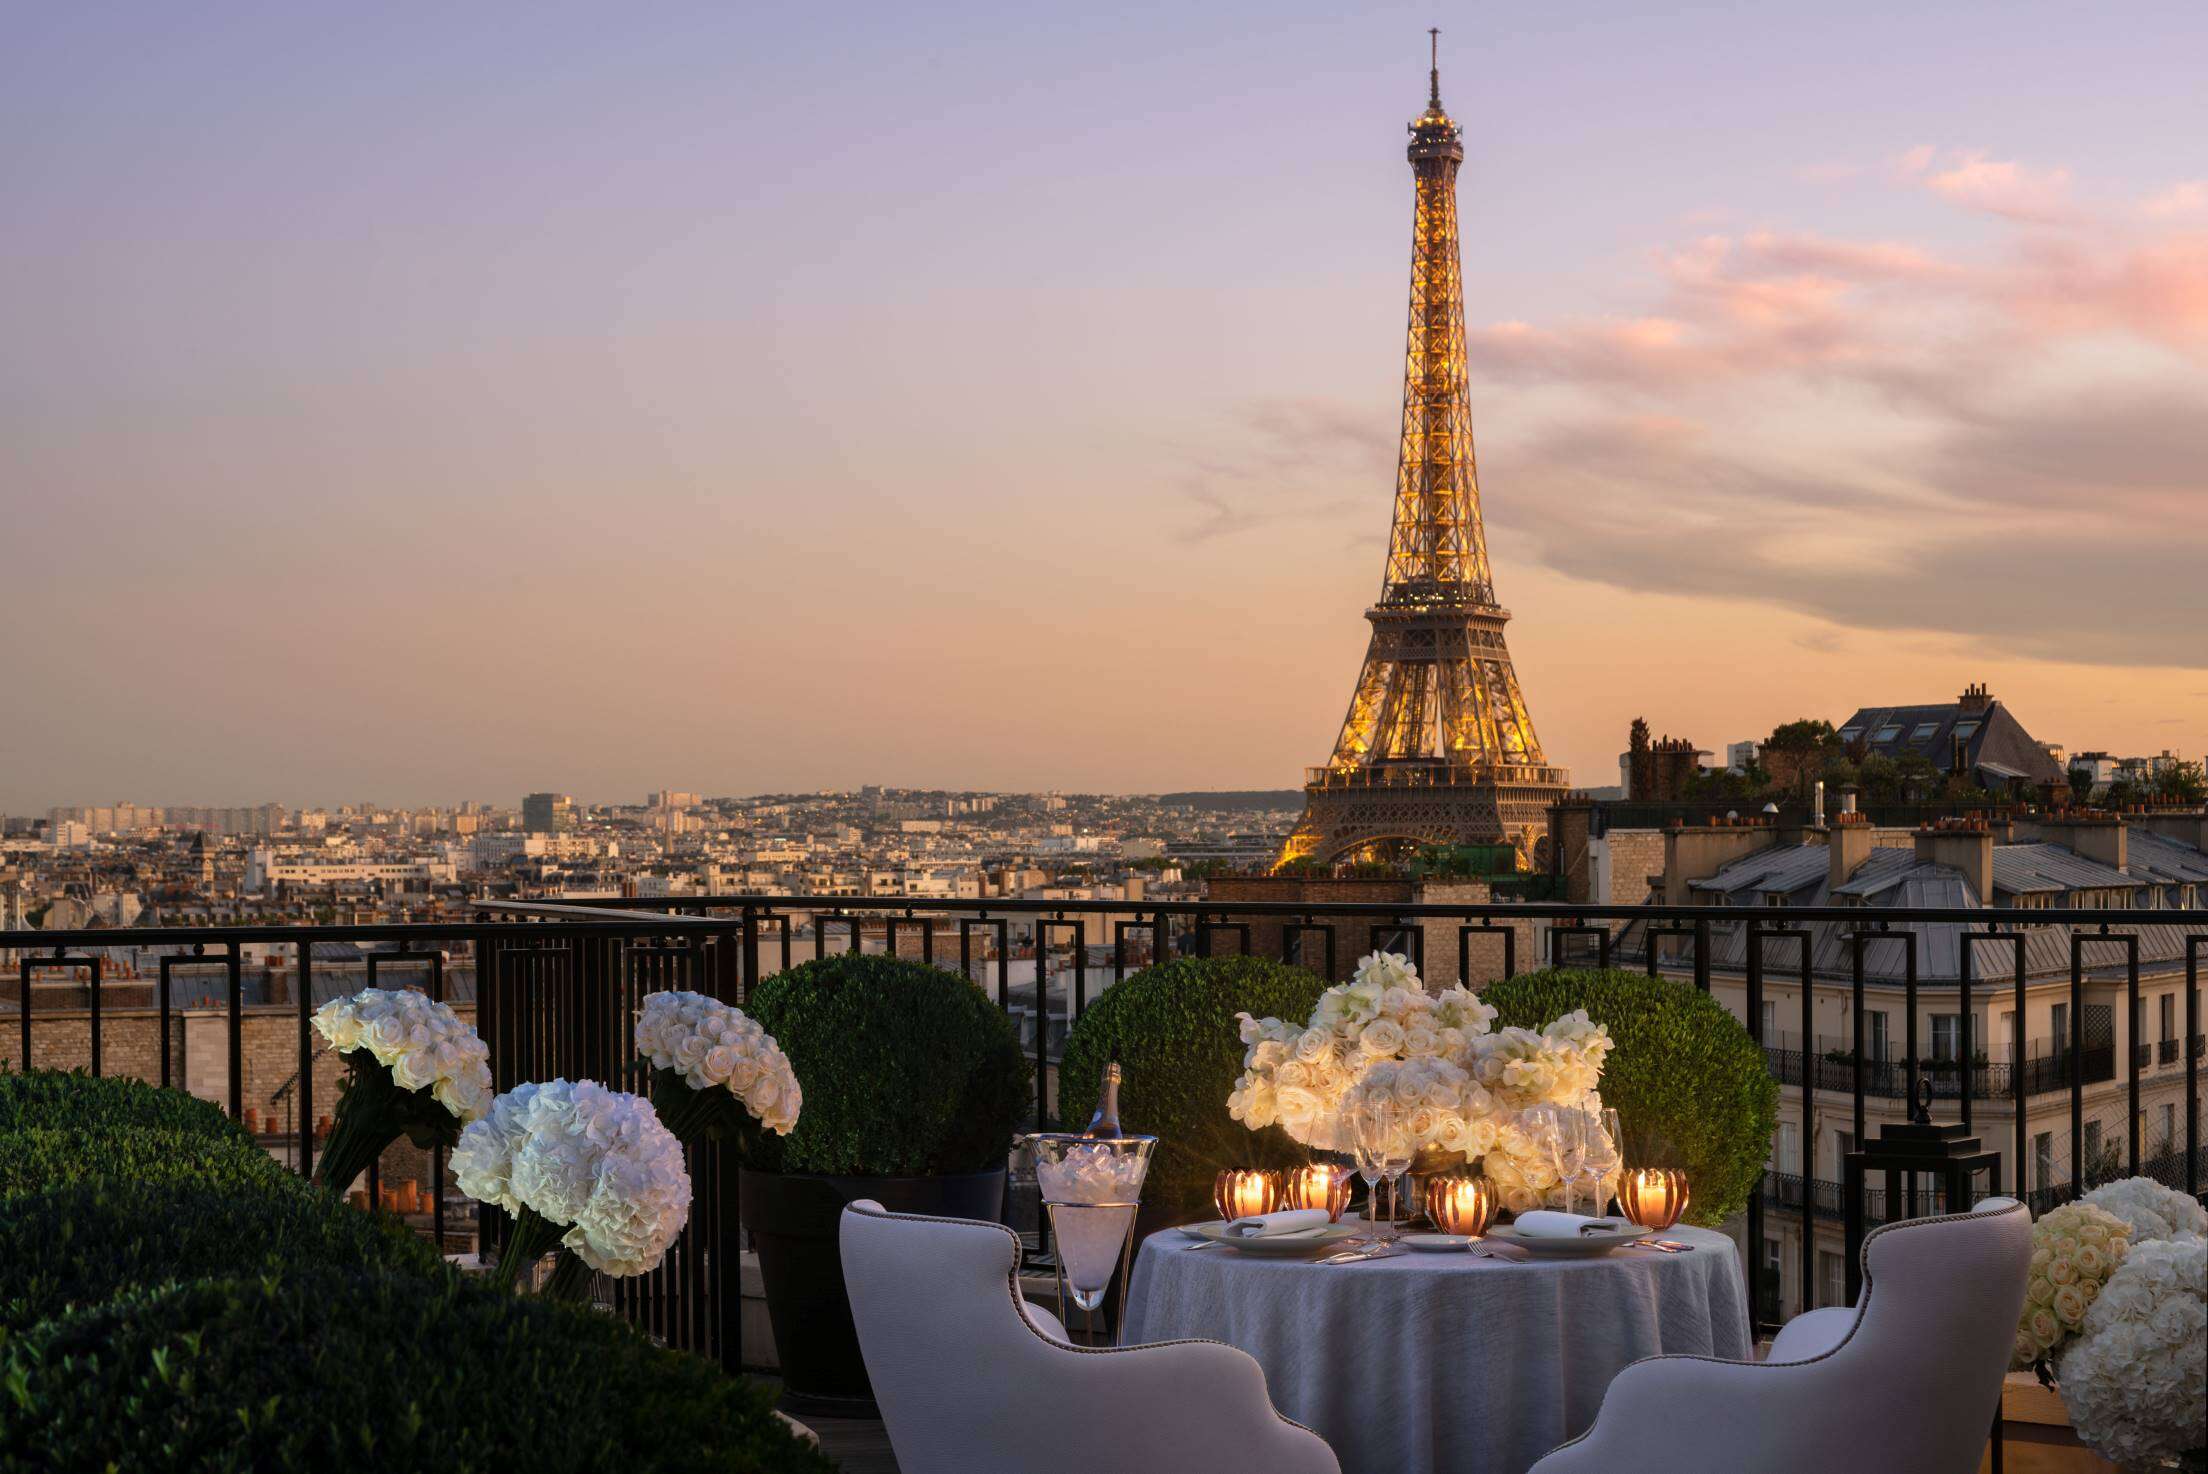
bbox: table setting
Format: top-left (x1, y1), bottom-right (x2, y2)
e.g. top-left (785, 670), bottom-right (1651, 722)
top-left (1093, 953), bottom-right (1753, 1474)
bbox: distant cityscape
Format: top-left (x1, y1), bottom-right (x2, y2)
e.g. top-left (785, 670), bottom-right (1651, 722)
top-left (0, 786), bottom-right (1313, 931)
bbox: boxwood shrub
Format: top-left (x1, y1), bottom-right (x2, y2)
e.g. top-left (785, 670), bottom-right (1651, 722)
top-left (0, 1124), bottom-right (292, 1202)
top-left (741, 954), bottom-right (1030, 1176)
top-left (0, 1070), bottom-right (245, 1141)
top-left (1483, 967), bottom-right (1779, 1226)
top-left (0, 1269), bottom-right (835, 1474)
top-left (1058, 956), bottom-right (1327, 1219)
top-left (0, 1176), bottom-right (444, 1334)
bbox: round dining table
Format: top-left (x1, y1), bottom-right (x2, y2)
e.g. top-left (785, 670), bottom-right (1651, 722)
top-left (1122, 1224), bottom-right (1752, 1474)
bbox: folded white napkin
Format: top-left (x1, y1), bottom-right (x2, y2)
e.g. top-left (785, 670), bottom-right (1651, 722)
top-left (1511, 1211), bottom-right (1627, 1238)
top-left (1226, 1208), bottom-right (1332, 1239)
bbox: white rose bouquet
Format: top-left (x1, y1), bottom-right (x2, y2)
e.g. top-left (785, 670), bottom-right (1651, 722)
top-left (2013, 1201), bottom-right (2132, 1371)
top-left (2080, 1175), bottom-right (2208, 1245)
top-left (452, 1078), bottom-right (692, 1299)
top-left (1227, 952), bottom-right (1617, 1180)
top-left (2056, 1232), bottom-right (2206, 1470)
top-left (310, 986), bottom-right (493, 1196)
top-left (634, 990), bottom-right (802, 1145)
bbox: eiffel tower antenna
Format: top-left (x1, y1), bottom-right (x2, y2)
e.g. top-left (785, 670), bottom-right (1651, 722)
top-left (1277, 41), bottom-right (1570, 871)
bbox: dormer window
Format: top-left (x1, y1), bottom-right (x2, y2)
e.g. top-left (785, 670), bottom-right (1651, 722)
top-left (1952, 721), bottom-right (1981, 740)
top-left (1873, 724), bottom-right (1903, 742)
top-left (1910, 722), bottom-right (1939, 740)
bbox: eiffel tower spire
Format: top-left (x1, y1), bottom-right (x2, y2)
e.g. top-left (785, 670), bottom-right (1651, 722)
top-left (1277, 37), bottom-right (1569, 870)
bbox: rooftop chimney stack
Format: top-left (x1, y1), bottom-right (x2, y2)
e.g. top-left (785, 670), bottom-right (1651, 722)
top-left (1914, 818), bottom-right (1995, 902)
top-left (1958, 682), bottom-right (1994, 714)
top-left (1828, 817), bottom-right (1874, 892)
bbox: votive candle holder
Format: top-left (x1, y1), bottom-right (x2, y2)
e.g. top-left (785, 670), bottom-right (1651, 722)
top-left (1426, 1174), bottom-right (1497, 1237)
top-left (1282, 1163), bottom-right (1353, 1221)
top-left (1617, 1168), bottom-right (1690, 1231)
top-left (1213, 1169), bottom-right (1279, 1222)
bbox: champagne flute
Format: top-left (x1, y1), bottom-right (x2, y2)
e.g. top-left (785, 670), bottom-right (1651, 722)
top-left (1379, 1118), bottom-right (1414, 1237)
top-left (1351, 1098), bottom-right (1403, 1241)
top-left (1597, 1107), bottom-right (1624, 1217)
top-left (1544, 1107), bottom-right (1591, 1215)
top-left (1347, 1101), bottom-right (1387, 1239)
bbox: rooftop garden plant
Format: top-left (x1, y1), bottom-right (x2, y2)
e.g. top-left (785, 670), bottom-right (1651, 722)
top-left (1482, 967), bottom-right (1778, 1227)
top-left (739, 954), bottom-right (1028, 1176)
top-left (0, 1270), bottom-right (835, 1473)
top-left (1060, 955), bottom-right (1325, 1218)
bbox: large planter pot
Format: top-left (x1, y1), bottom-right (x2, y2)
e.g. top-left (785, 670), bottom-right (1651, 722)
top-left (740, 1165), bottom-right (1006, 1419)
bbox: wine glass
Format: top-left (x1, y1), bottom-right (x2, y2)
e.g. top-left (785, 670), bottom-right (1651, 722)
top-left (1379, 1115), bottom-right (1414, 1237)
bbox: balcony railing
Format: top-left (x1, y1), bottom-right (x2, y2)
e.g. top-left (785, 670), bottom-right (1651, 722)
top-left (5, 894), bottom-right (2203, 1346)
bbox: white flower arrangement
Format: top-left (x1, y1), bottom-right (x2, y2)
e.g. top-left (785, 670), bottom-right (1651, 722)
top-left (310, 985), bottom-right (493, 1193)
top-left (2013, 1201), bottom-right (2132, 1370)
top-left (2079, 1175), bottom-right (2208, 1245)
top-left (1226, 951), bottom-right (1616, 1191)
top-left (2055, 1232), bottom-right (2206, 1468)
top-left (634, 990), bottom-right (801, 1141)
top-left (453, 1078), bottom-right (692, 1295)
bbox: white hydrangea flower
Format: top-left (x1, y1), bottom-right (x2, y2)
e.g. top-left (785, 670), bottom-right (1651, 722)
top-left (2079, 1176), bottom-right (2208, 1245)
top-left (633, 990), bottom-right (801, 1134)
top-left (2056, 1233), bottom-right (2206, 1467)
top-left (453, 1079), bottom-right (691, 1278)
top-left (312, 986), bottom-right (493, 1124)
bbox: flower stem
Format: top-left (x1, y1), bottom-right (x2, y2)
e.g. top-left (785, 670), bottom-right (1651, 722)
top-left (540, 1249), bottom-right (597, 1304)
top-left (493, 1207), bottom-right (567, 1292)
top-left (313, 1110), bottom-right (394, 1195)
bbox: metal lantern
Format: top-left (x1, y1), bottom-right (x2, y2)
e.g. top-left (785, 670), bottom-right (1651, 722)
top-left (1841, 1080), bottom-right (2001, 1302)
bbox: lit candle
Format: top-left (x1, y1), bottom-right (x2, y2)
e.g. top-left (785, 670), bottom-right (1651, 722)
top-left (1617, 1168), bottom-right (1690, 1231)
top-left (1426, 1175), bottom-right (1496, 1237)
top-left (1283, 1163), bottom-right (1353, 1221)
top-left (1213, 1169), bottom-right (1279, 1222)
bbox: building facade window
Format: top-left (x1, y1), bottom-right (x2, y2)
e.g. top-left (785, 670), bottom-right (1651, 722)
top-left (1865, 1010), bottom-right (1889, 1062)
top-left (1932, 1014), bottom-right (1961, 1062)
top-left (2034, 1132), bottom-right (2053, 1192)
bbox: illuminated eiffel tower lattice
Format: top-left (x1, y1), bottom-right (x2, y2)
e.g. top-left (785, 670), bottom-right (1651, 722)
top-left (1277, 35), bottom-right (1570, 871)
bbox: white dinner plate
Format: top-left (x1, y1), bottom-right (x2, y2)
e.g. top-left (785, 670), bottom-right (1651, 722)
top-left (1398, 1232), bottom-right (1474, 1252)
top-left (1173, 1220), bottom-right (1228, 1240)
top-left (1483, 1221), bottom-right (1651, 1257)
top-left (1189, 1221), bottom-right (1364, 1255)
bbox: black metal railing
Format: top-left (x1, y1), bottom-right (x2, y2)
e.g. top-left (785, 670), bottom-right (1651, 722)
top-left (5, 895), bottom-right (2204, 1351)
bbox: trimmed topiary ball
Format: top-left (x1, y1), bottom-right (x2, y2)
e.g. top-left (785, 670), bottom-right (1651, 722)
top-left (741, 954), bottom-right (1030, 1176)
top-left (0, 1070), bottom-right (247, 1141)
top-left (0, 1269), bottom-right (837, 1473)
top-left (1059, 955), bottom-right (1327, 1220)
top-left (1483, 967), bottom-right (1779, 1227)
top-left (0, 1124), bottom-right (292, 1202)
top-left (0, 1176), bottom-right (445, 1334)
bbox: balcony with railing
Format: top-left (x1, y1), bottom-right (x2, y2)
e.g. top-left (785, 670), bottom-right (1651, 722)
top-left (6, 894), bottom-right (2204, 1472)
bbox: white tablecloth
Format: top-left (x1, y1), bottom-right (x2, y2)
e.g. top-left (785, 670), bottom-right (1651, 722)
top-left (1124, 1224), bottom-right (1751, 1474)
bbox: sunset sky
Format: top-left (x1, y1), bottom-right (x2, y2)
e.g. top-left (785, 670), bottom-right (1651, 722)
top-left (5, 2), bottom-right (2206, 812)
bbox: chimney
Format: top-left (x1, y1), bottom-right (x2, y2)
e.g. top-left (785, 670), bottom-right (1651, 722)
top-left (1662, 821), bottom-right (1776, 907)
top-left (1914, 819), bottom-right (1994, 902)
top-left (1840, 785), bottom-right (1859, 817)
top-left (1813, 780), bottom-right (1826, 827)
top-left (2132, 809), bottom-right (2208, 855)
top-left (1828, 814), bottom-right (1874, 892)
top-left (1958, 682), bottom-right (1994, 714)
top-left (2025, 813), bottom-right (2128, 874)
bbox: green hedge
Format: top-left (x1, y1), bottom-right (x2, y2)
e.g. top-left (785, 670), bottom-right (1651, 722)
top-left (0, 1176), bottom-right (445, 1335)
top-left (1059, 956), bottom-right (1327, 1219)
top-left (1484, 967), bottom-right (1778, 1227)
top-left (0, 1270), bottom-right (836, 1474)
top-left (742, 954), bottom-right (1031, 1176)
top-left (0, 1125), bottom-right (292, 1202)
top-left (0, 1070), bottom-right (245, 1141)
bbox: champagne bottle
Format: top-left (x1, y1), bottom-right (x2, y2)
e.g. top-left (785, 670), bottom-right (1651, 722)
top-left (1085, 1049), bottom-right (1124, 1138)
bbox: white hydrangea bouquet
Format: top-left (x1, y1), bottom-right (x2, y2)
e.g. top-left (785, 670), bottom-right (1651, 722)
top-left (634, 990), bottom-right (801, 1146)
top-left (2056, 1230), bottom-right (2206, 1470)
top-left (1227, 951), bottom-right (1617, 1207)
top-left (2080, 1175), bottom-right (2208, 1245)
top-left (452, 1078), bottom-right (692, 1300)
top-left (310, 986), bottom-right (493, 1196)
top-left (2012, 1200), bottom-right (2132, 1371)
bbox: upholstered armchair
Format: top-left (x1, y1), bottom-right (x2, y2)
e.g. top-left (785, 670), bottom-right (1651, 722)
top-left (1531, 1198), bottom-right (2032, 1474)
top-left (840, 1200), bottom-right (1340, 1474)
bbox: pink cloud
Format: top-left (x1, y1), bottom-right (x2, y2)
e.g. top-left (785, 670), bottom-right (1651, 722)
top-left (1901, 148), bottom-right (2075, 223)
top-left (2142, 181), bottom-right (2208, 220)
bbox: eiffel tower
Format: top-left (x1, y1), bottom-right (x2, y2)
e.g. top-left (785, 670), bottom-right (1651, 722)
top-left (1277, 35), bottom-right (1569, 870)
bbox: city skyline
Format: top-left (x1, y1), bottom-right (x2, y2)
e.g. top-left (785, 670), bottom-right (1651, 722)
top-left (5, 2), bottom-right (2205, 815)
